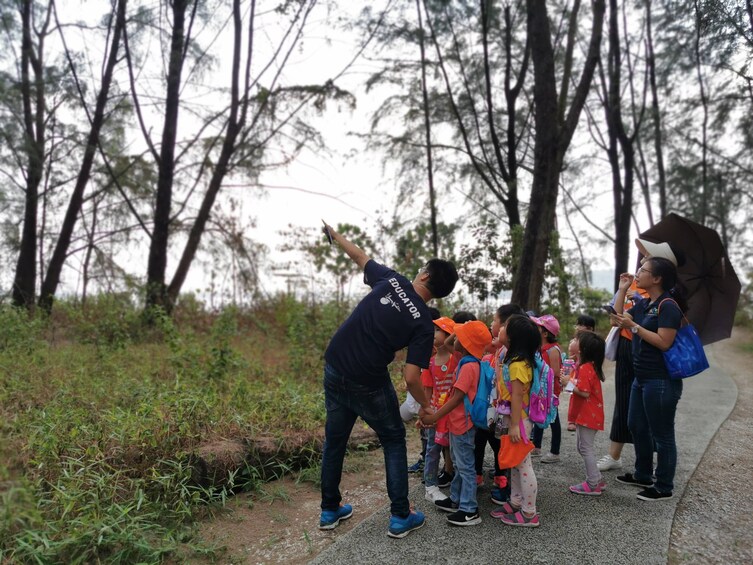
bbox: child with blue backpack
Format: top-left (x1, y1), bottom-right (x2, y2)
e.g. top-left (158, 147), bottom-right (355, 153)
top-left (421, 320), bottom-right (492, 526)
top-left (491, 315), bottom-right (543, 527)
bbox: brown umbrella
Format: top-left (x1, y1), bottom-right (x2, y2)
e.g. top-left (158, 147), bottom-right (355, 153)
top-left (638, 213), bottom-right (741, 345)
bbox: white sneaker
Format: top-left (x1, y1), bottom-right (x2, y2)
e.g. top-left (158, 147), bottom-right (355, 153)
top-left (597, 454), bottom-right (623, 471)
top-left (531, 448), bottom-right (542, 458)
top-left (425, 485), bottom-right (449, 503)
top-left (540, 452), bottom-right (560, 464)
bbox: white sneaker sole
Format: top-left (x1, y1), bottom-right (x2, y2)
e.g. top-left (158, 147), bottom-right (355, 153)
top-left (387, 519), bottom-right (425, 538)
top-left (637, 491), bottom-right (673, 501)
top-left (447, 516), bottom-right (482, 526)
top-left (318, 510), bottom-right (353, 530)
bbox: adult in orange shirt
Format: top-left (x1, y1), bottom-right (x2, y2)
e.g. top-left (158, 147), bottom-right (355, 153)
top-left (597, 239), bottom-right (680, 472)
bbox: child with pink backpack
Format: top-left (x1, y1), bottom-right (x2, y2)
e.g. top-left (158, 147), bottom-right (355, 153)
top-left (529, 314), bottom-right (563, 463)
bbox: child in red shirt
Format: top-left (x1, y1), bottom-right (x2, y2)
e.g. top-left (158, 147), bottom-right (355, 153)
top-left (422, 317), bottom-right (460, 503)
top-left (565, 331), bottom-right (607, 496)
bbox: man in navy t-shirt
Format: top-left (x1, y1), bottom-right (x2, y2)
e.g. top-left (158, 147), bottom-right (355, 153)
top-left (318, 221), bottom-right (458, 539)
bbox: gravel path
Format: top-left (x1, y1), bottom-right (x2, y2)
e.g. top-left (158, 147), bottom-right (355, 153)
top-left (310, 332), bottom-right (746, 565)
top-left (669, 330), bottom-right (753, 564)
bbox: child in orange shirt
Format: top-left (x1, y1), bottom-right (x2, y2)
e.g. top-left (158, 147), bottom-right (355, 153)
top-left (565, 331), bottom-right (607, 495)
top-left (421, 320), bottom-right (492, 527)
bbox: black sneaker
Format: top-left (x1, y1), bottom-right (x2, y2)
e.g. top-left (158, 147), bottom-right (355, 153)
top-left (446, 509), bottom-right (482, 526)
top-left (434, 497), bottom-right (458, 513)
top-left (616, 473), bottom-right (653, 488)
top-left (636, 487), bottom-right (673, 501)
top-left (437, 470), bottom-right (454, 488)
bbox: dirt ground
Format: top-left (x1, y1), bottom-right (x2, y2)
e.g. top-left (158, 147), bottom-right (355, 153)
top-left (194, 418), bottom-right (423, 564)
top-left (195, 329), bottom-right (753, 565)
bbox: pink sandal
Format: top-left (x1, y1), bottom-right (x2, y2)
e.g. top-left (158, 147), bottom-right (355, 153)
top-left (490, 502), bottom-right (520, 519)
top-left (499, 510), bottom-right (540, 528)
top-left (569, 481), bottom-right (606, 496)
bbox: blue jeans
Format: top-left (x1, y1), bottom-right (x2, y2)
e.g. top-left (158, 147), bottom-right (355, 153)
top-left (449, 428), bottom-right (477, 512)
top-left (320, 363), bottom-right (410, 517)
top-left (423, 428), bottom-right (442, 487)
top-left (627, 378), bottom-right (683, 493)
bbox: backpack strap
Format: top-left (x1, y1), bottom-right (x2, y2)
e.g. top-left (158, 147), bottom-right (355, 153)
top-left (456, 355), bottom-right (480, 427)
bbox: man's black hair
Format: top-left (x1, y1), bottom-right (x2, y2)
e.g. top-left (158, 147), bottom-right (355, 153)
top-left (497, 303), bottom-right (526, 324)
top-left (427, 306), bottom-right (441, 320)
top-left (576, 314), bottom-right (596, 330)
top-left (452, 311), bottom-right (476, 323)
top-left (424, 259), bottom-right (459, 299)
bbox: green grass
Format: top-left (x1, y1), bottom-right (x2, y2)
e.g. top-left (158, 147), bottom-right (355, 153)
top-left (0, 297), bottom-right (360, 564)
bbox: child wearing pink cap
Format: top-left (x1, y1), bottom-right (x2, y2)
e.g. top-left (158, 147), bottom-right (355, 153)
top-left (529, 314), bottom-right (563, 463)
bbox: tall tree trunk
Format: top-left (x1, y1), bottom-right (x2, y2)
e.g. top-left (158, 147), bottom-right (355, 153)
top-left (416, 0), bottom-right (439, 257)
top-left (693, 0), bottom-right (709, 224)
top-left (421, 0), bottom-right (522, 227)
top-left (511, 0), bottom-right (605, 310)
top-left (502, 4), bottom-right (528, 228)
top-left (645, 0), bottom-right (667, 219)
top-left (166, 0), bottom-right (256, 305)
top-left (38, 0), bottom-right (127, 313)
top-left (81, 196), bottom-right (100, 308)
top-left (514, 0), bottom-right (560, 310)
top-left (146, 0), bottom-right (191, 311)
top-left (603, 0), bottom-right (635, 291)
top-left (12, 0), bottom-right (50, 310)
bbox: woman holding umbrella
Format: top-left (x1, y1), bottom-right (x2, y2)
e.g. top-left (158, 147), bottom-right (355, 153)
top-left (598, 241), bottom-right (681, 472)
top-left (610, 255), bottom-right (687, 501)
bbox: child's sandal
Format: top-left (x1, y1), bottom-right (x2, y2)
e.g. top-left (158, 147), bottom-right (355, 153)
top-left (569, 481), bottom-right (605, 496)
top-left (490, 502), bottom-right (519, 519)
top-left (499, 510), bottom-right (540, 528)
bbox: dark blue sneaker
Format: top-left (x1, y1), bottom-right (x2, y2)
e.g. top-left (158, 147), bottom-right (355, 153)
top-left (491, 487), bottom-right (509, 506)
top-left (407, 458), bottom-right (424, 473)
top-left (319, 504), bottom-right (353, 530)
top-left (387, 509), bottom-right (426, 538)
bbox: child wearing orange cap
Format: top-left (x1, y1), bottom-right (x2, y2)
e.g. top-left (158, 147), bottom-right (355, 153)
top-left (421, 320), bottom-right (492, 527)
top-left (421, 317), bottom-right (460, 504)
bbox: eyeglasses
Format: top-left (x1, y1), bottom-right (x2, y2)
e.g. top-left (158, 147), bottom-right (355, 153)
top-left (636, 267), bottom-right (654, 276)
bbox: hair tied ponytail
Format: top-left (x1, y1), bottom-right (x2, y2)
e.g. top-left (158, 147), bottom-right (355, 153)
top-left (669, 285), bottom-right (689, 313)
